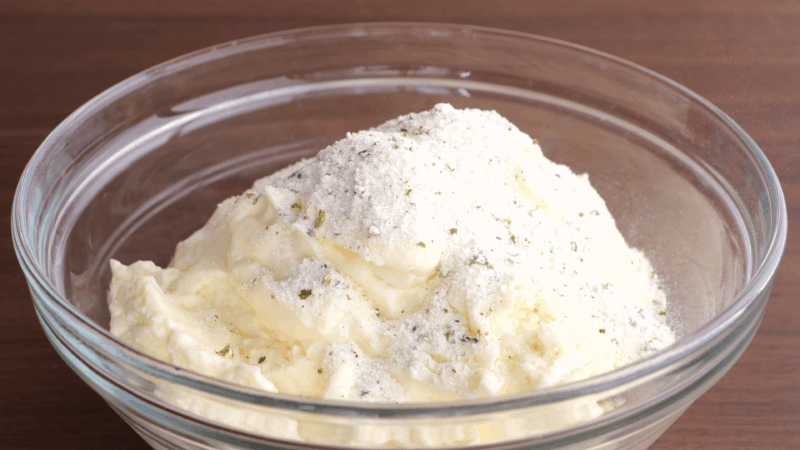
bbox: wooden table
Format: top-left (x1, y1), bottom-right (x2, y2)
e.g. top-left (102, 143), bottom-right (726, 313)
top-left (2, 1), bottom-right (798, 448)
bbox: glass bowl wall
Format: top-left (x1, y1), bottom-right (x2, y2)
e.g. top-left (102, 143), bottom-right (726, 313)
top-left (13, 23), bottom-right (786, 450)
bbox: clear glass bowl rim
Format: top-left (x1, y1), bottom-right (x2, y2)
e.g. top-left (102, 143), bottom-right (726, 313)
top-left (12, 22), bottom-right (788, 419)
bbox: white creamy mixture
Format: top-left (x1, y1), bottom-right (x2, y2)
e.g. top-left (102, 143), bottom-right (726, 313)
top-left (110, 104), bottom-right (674, 405)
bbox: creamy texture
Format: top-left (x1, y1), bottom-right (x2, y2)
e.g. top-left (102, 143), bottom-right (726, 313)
top-left (109, 104), bottom-right (674, 405)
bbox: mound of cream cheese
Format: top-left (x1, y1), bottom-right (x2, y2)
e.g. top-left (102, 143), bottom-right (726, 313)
top-left (109, 103), bottom-right (674, 403)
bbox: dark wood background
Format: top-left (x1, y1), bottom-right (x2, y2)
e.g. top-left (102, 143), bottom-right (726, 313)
top-left (1, 1), bottom-right (798, 448)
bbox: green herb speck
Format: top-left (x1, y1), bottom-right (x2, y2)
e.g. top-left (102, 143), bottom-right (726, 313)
top-left (599, 329), bottom-right (606, 334)
top-left (258, 356), bottom-right (266, 364)
top-left (317, 368), bottom-right (323, 374)
top-left (449, 228), bottom-right (458, 235)
top-left (299, 289), bottom-right (313, 299)
top-left (315, 210), bottom-right (325, 227)
top-left (216, 344), bottom-right (230, 356)
top-left (659, 311), bottom-right (667, 316)
top-left (417, 242), bottom-right (426, 248)
top-left (291, 201), bottom-right (303, 210)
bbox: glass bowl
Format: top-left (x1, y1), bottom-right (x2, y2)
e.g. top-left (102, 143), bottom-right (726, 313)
top-left (12, 23), bottom-right (786, 450)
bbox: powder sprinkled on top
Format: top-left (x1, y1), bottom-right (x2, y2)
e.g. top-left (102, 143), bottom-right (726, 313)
top-left (109, 103), bottom-right (675, 403)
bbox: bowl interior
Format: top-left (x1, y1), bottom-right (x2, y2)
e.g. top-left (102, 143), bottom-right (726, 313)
top-left (37, 25), bottom-right (760, 369)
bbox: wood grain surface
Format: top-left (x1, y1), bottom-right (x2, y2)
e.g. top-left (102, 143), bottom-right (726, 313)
top-left (1, 1), bottom-right (798, 448)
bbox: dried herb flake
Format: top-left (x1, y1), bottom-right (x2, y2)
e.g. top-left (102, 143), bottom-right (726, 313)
top-left (216, 344), bottom-right (230, 356)
top-left (315, 210), bottom-right (326, 227)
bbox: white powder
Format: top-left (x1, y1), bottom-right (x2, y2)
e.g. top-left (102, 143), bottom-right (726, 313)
top-left (109, 103), bottom-right (674, 404)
